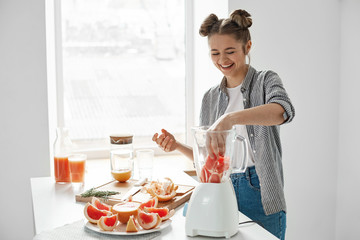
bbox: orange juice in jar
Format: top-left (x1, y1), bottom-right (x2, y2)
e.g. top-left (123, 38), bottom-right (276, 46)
top-left (111, 169), bottom-right (132, 182)
top-left (110, 134), bottom-right (134, 182)
top-left (53, 128), bottom-right (72, 183)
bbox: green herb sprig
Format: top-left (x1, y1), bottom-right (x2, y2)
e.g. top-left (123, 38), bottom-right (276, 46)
top-left (80, 188), bottom-right (120, 200)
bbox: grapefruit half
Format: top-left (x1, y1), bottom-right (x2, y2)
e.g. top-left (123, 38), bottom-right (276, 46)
top-left (111, 201), bottom-right (141, 224)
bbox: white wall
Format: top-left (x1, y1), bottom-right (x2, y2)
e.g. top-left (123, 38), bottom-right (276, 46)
top-left (0, 0), bottom-right (50, 239)
top-left (228, 1), bottom-right (340, 240)
top-left (0, 0), bottom-right (357, 239)
top-left (336, 1), bottom-right (360, 239)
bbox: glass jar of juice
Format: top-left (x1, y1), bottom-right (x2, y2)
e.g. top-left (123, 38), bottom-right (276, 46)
top-left (110, 134), bottom-right (134, 182)
top-left (54, 127), bottom-right (73, 183)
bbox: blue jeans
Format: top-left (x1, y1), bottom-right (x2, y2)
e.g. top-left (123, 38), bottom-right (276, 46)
top-left (230, 166), bottom-right (286, 240)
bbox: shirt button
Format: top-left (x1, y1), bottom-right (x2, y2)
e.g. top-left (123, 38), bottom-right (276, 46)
top-left (250, 133), bottom-right (254, 137)
top-left (243, 98), bottom-right (246, 102)
top-left (253, 150), bottom-right (256, 154)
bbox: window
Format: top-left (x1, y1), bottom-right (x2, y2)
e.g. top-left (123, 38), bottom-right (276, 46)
top-left (55, 0), bottom-right (186, 156)
top-left (49, 0), bottom-right (227, 158)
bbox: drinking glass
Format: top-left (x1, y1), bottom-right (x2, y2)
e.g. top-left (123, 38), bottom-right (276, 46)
top-left (68, 153), bottom-right (86, 190)
top-left (136, 149), bottom-right (154, 180)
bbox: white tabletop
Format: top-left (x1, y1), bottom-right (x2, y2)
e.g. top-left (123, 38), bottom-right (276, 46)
top-left (31, 157), bottom-right (277, 240)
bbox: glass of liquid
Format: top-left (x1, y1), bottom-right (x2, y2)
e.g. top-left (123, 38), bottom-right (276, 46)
top-left (110, 149), bottom-right (133, 182)
top-left (136, 149), bottom-right (154, 181)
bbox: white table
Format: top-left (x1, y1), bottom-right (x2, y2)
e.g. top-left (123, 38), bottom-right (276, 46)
top-left (31, 157), bottom-right (277, 240)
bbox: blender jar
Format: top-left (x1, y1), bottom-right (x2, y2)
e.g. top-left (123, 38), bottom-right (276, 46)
top-left (192, 126), bottom-right (248, 183)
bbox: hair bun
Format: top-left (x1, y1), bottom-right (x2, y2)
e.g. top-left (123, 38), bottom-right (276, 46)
top-left (199, 13), bottom-right (219, 37)
top-left (230, 9), bottom-right (252, 30)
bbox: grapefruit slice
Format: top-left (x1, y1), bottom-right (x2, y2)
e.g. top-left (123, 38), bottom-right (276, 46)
top-left (126, 215), bottom-right (139, 232)
top-left (154, 190), bottom-right (177, 202)
top-left (143, 178), bottom-right (178, 202)
top-left (144, 207), bottom-right (175, 221)
top-left (97, 214), bottom-right (118, 231)
top-left (208, 172), bottom-right (221, 183)
top-left (84, 202), bottom-right (112, 224)
top-left (200, 154), bottom-right (230, 183)
top-left (91, 197), bottom-right (112, 211)
top-left (111, 201), bottom-right (141, 224)
top-left (137, 210), bottom-right (162, 230)
top-left (139, 196), bottom-right (158, 210)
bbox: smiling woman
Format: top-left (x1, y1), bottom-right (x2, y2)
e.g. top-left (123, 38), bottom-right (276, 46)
top-left (152, 9), bottom-right (295, 240)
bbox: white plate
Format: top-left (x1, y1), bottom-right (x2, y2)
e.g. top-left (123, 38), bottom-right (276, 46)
top-left (85, 219), bottom-right (172, 236)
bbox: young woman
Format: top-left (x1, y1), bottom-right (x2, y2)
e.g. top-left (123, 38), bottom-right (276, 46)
top-left (152, 9), bottom-right (295, 239)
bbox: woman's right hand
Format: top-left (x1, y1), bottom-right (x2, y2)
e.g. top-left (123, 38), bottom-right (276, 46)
top-left (152, 129), bottom-right (177, 152)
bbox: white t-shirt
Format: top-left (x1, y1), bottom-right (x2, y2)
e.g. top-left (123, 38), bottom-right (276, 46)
top-left (224, 84), bottom-right (255, 168)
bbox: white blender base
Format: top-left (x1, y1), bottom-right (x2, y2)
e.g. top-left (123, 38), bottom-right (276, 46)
top-left (185, 179), bottom-right (239, 238)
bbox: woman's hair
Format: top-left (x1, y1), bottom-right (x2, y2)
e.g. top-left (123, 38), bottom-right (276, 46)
top-left (199, 9), bottom-right (252, 54)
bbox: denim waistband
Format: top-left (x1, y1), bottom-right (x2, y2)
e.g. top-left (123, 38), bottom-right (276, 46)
top-left (230, 166), bottom-right (257, 180)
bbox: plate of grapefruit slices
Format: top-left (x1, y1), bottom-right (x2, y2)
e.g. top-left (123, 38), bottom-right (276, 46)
top-left (83, 196), bottom-right (174, 235)
top-left (84, 218), bottom-right (172, 236)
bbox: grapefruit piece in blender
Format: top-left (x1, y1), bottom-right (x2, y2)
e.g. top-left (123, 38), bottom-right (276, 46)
top-left (84, 202), bottom-right (112, 224)
top-left (204, 155), bottom-right (217, 170)
top-left (208, 173), bottom-right (222, 183)
top-left (97, 214), bottom-right (118, 231)
top-left (91, 197), bottom-right (112, 211)
top-left (111, 201), bottom-right (141, 224)
top-left (137, 210), bottom-right (162, 230)
top-left (215, 156), bottom-right (230, 173)
top-left (200, 166), bottom-right (211, 183)
top-left (139, 196), bottom-right (158, 210)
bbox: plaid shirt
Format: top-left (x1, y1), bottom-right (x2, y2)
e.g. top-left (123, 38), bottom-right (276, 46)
top-left (199, 65), bottom-right (295, 215)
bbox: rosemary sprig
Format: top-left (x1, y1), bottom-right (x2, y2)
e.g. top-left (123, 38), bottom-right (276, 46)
top-left (80, 188), bottom-right (120, 200)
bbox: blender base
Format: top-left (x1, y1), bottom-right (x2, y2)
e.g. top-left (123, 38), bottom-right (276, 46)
top-left (185, 179), bottom-right (239, 238)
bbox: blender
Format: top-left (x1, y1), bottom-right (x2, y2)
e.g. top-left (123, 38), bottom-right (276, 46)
top-left (185, 126), bottom-right (249, 238)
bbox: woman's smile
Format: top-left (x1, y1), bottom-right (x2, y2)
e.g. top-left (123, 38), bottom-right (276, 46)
top-left (220, 63), bottom-right (234, 70)
top-left (208, 34), bottom-right (249, 84)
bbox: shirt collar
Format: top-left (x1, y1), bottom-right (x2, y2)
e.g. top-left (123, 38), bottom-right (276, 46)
top-left (219, 65), bottom-right (256, 94)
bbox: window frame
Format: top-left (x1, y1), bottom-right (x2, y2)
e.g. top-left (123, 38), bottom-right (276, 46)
top-left (52, 0), bottom-right (195, 158)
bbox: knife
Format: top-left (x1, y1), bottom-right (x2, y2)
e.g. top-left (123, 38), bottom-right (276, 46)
top-left (122, 178), bottom-right (148, 200)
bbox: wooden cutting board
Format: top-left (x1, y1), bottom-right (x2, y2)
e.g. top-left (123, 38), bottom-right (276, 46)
top-left (76, 179), bottom-right (195, 210)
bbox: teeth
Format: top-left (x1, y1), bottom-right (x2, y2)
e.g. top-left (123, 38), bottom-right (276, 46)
top-left (221, 64), bottom-right (233, 68)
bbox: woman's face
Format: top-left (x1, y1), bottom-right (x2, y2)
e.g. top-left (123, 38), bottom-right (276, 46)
top-left (208, 34), bottom-right (251, 81)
